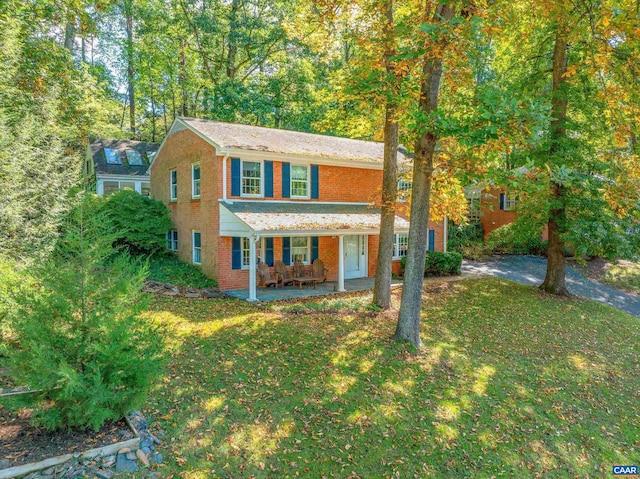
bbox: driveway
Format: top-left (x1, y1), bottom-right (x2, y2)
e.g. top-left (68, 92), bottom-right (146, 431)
top-left (462, 255), bottom-right (640, 318)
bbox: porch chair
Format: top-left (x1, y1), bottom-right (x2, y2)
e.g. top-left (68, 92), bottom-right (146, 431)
top-left (274, 260), bottom-right (295, 287)
top-left (257, 261), bottom-right (279, 288)
top-left (292, 259), bottom-right (310, 278)
top-left (311, 258), bottom-right (328, 283)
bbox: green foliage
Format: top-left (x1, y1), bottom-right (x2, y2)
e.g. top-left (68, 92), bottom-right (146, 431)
top-left (400, 251), bottom-right (463, 277)
top-left (485, 223), bottom-right (546, 256)
top-left (5, 196), bottom-right (165, 431)
top-left (148, 254), bottom-right (217, 289)
top-left (447, 221), bottom-right (484, 254)
top-left (99, 190), bottom-right (172, 256)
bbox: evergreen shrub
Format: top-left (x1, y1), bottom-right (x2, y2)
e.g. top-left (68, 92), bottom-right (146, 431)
top-left (400, 251), bottom-right (463, 277)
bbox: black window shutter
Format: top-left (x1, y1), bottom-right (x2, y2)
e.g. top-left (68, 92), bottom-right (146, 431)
top-left (232, 237), bottom-right (241, 269)
top-left (231, 158), bottom-right (241, 196)
top-left (265, 237), bottom-right (274, 266)
top-left (499, 193), bottom-right (505, 210)
top-left (311, 236), bottom-right (319, 262)
top-left (282, 162), bottom-right (290, 198)
top-left (283, 237), bottom-right (291, 265)
top-left (264, 161), bottom-right (273, 197)
top-left (311, 165), bottom-right (319, 199)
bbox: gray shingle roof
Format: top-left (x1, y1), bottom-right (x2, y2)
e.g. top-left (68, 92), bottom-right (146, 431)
top-left (181, 117), bottom-right (410, 164)
top-left (223, 201), bottom-right (410, 232)
top-left (90, 139), bottom-right (159, 176)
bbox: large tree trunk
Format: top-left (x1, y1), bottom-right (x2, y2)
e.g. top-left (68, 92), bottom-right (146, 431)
top-left (540, 28), bottom-right (569, 295)
top-left (373, 0), bottom-right (399, 310)
top-left (394, 3), bottom-right (454, 348)
top-left (226, 0), bottom-right (240, 79)
top-left (125, 1), bottom-right (136, 137)
top-left (64, 21), bottom-right (75, 52)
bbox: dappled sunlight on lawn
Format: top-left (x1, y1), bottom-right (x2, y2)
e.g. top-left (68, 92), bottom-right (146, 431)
top-left (142, 279), bottom-right (640, 478)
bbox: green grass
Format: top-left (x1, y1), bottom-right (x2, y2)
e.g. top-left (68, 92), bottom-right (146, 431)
top-left (603, 262), bottom-right (640, 294)
top-left (146, 254), bottom-right (216, 289)
top-left (142, 278), bottom-right (639, 478)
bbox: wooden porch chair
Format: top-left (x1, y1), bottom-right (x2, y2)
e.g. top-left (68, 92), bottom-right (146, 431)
top-left (311, 258), bottom-right (328, 283)
top-left (274, 260), bottom-right (295, 287)
top-left (257, 261), bottom-right (279, 288)
top-left (292, 259), bottom-right (310, 278)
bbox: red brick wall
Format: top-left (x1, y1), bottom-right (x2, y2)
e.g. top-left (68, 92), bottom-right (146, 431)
top-left (479, 189), bottom-right (548, 241)
top-left (150, 129), bottom-right (219, 280)
top-left (225, 161), bottom-right (384, 203)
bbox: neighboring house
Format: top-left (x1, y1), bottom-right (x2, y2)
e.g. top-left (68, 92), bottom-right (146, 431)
top-left (85, 139), bottom-right (159, 196)
top-left (150, 117), bottom-right (446, 300)
top-left (465, 186), bottom-right (548, 240)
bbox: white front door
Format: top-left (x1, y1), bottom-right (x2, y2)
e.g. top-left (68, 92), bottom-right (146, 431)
top-left (344, 235), bottom-right (367, 279)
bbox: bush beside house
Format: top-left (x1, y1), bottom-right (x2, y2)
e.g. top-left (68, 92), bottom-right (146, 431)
top-left (401, 251), bottom-right (463, 277)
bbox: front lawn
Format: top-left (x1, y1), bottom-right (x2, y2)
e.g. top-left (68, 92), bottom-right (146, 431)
top-left (603, 261), bottom-right (640, 295)
top-left (144, 278), bottom-right (639, 478)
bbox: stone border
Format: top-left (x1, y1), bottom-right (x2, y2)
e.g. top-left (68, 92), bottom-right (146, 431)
top-left (0, 434), bottom-right (140, 479)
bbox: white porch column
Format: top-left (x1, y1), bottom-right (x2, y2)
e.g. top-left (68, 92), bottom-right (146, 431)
top-left (248, 237), bottom-right (258, 301)
top-left (443, 216), bottom-right (448, 252)
top-left (337, 235), bottom-right (346, 292)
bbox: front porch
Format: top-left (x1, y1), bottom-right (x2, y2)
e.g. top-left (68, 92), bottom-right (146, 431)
top-left (225, 276), bottom-right (403, 301)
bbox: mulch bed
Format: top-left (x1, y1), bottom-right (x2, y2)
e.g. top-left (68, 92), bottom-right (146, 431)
top-left (0, 406), bottom-right (134, 469)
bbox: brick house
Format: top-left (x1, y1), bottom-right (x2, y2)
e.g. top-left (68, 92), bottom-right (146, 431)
top-left (150, 117), bottom-right (445, 300)
top-left (84, 139), bottom-right (159, 196)
top-left (466, 186), bottom-right (548, 240)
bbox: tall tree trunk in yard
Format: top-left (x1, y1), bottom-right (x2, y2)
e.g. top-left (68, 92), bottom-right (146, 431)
top-left (125, 0), bottom-right (136, 137)
top-left (373, 0), bottom-right (399, 310)
top-left (540, 27), bottom-right (569, 295)
top-left (394, 3), bottom-right (454, 348)
top-left (64, 21), bottom-right (75, 52)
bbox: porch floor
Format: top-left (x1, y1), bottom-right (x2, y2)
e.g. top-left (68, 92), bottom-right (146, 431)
top-left (225, 276), bottom-right (403, 301)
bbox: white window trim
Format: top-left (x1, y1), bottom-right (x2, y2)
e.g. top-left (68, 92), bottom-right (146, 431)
top-left (240, 160), bottom-right (264, 198)
top-left (504, 192), bottom-right (518, 211)
top-left (192, 230), bottom-right (201, 265)
top-left (192, 163), bottom-right (201, 199)
top-left (290, 236), bottom-right (311, 265)
top-left (166, 230), bottom-right (178, 251)
top-left (290, 163), bottom-right (310, 199)
top-left (170, 170), bottom-right (177, 201)
top-left (392, 233), bottom-right (409, 260)
top-left (240, 237), bottom-right (267, 270)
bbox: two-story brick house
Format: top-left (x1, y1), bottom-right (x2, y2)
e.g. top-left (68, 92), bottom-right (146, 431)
top-left (150, 117), bottom-right (445, 300)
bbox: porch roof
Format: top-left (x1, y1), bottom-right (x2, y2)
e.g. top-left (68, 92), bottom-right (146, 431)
top-left (220, 201), bottom-right (410, 236)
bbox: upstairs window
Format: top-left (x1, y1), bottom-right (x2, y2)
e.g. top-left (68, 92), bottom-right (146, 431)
top-left (125, 150), bottom-right (145, 165)
top-left (393, 234), bottom-right (409, 259)
top-left (192, 163), bottom-right (201, 198)
top-left (104, 148), bottom-right (122, 164)
top-left (166, 230), bottom-right (178, 251)
top-left (291, 165), bottom-right (309, 198)
top-left (242, 161), bottom-right (261, 196)
top-left (500, 192), bottom-right (518, 211)
top-left (170, 170), bottom-right (177, 200)
top-left (397, 180), bottom-right (412, 202)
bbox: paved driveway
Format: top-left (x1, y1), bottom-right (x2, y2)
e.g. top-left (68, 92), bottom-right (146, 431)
top-left (462, 255), bottom-right (640, 318)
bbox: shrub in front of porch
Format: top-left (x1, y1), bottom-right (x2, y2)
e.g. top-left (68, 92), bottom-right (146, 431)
top-left (400, 251), bottom-right (462, 277)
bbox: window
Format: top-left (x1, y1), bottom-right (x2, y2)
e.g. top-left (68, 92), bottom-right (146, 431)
top-left (242, 237), bottom-right (251, 268)
top-left (290, 236), bottom-right (310, 264)
top-left (141, 183), bottom-right (151, 197)
top-left (397, 180), bottom-right (412, 202)
top-left (291, 165), bottom-right (309, 198)
top-left (104, 148), bottom-right (122, 164)
top-left (192, 231), bottom-right (201, 265)
top-left (393, 234), bottom-right (409, 259)
top-left (192, 164), bottom-right (201, 198)
top-left (120, 181), bottom-right (136, 191)
top-left (125, 150), bottom-right (145, 165)
top-left (242, 161), bottom-right (261, 196)
top-left (170, 170), bottom-right (177, 200)
top-left (166, 230), bottom-right (178, 251)
top-left (103, 181), bottom-right (120, 196)
top-left (504, 193), bottom-right (518, 211)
